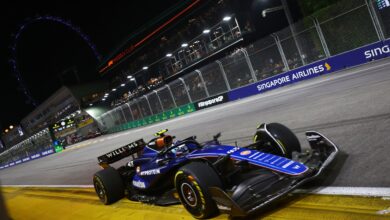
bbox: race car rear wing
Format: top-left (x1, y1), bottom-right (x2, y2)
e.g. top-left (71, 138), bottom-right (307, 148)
top-left (97, 139), bottom-right (145, 168)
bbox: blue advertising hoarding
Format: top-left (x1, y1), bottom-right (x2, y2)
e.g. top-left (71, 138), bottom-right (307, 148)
top-left (0, 148), bottom-right (55, 170)
top-left (229, 39), bottom-right (390, 101)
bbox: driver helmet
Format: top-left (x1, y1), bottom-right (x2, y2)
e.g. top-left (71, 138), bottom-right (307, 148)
top-left (155, 135), bottom-right (173, 150)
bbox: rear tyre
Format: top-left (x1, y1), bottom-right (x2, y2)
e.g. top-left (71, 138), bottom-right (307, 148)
top-left (93, 167), bottom-right (125, 205)
top-left (254, 123), bottom-right (301, 158)
top-left (175, 161), bottom-right (222, 219)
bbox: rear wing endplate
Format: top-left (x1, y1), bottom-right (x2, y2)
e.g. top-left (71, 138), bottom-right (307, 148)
top-left (97, 139), bottom-right (145, 167)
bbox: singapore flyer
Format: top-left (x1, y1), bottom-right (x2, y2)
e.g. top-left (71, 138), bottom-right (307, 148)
top-left (9, 15), bottom-right (102, 106)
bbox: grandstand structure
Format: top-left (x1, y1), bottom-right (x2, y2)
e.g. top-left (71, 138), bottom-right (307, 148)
top-left (92, 0), bottom-right (297, 130)
top-left (94, 0), bottom-right (259, 108)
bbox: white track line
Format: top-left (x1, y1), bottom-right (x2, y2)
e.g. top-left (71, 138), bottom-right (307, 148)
top-left (2, 185), bottom-right (390, 197)
top-left (294, 187), bottom-right (390, 197)
top-left (1, 185), bottom-right (93, 188)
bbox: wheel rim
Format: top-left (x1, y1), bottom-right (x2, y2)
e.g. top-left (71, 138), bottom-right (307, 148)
top-left (94, 180), bottom-right (106, 202)
top-left (180, 182), bottom-right (198, 207)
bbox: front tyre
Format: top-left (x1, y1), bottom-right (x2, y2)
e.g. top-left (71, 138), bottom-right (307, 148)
top-left (175, 161), bottom-right (222, 219)
top-left (254, 123), bottom-right (301, 158)
top-left (93, 167), bottom-right (125, 205)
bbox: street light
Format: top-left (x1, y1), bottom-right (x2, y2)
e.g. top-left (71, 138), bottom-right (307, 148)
top-left (166, 53), bottom-right (172, 57)
top-left (128, 76), bottom-right (138, 87)
top-left (121, 83), bottom-right (125, 87)
top-left (223, 16), bottom-right (231, 21)
top-left (142, 66), bottom-right (149, 70)
top-left (203, 29), bottom-right (210, 34)
top-left (261, 0), bottom-right (305, 65)
top-left (261, 5), bottom-right (284, 18)
top-left (9, 125), bottom-right (14, 130)
top-left (181, 43), bottom-right (188, 47)
top-left (112, 88), bottom-right (117, 92)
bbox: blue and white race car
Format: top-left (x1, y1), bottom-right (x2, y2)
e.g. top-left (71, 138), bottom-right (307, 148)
top-left (93, 123), bottom-right (338, 218)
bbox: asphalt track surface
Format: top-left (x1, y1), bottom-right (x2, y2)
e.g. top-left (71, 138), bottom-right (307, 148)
top-left (1, 58), bottom-right (390, 188)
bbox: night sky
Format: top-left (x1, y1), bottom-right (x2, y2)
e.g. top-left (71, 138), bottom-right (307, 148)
top-left (0, 0), bottom-right (182, 130)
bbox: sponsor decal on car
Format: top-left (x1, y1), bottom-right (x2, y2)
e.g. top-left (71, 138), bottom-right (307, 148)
top-left (105, 147), bottom-right (127, 159)
top-left (282, 161), bottom-right (294, 168)
top-left (240, 150), bottom-right (252, 156)
top-left (140, 168), bottom-right (162, 176)
top-left (132, 180), bottom-right (146, 188)
top-left (292, 165), bottom-right (301, 170)
top-left (217, 204), bottom-right (231, 211)
top-left (307, 134), bottom-right (321, 140)
top-left (98, 139), bottom-right (145, 164)
top-left (227, 147), bottom-right (240, 154)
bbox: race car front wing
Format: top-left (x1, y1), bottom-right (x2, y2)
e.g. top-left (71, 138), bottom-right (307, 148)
top-left (209, 131), bottom-right (339, 217)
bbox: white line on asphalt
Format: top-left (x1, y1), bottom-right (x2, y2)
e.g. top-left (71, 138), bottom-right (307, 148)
top-left (1, 185), bottom-right (94, 188)
top-left (2, 185), bottom-right (390, 196)
top-left (294, 187), bottom-right (390, 197)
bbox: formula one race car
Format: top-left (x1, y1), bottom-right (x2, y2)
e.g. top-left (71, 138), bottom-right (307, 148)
top-left (93, 123), bottom-right (338, 218)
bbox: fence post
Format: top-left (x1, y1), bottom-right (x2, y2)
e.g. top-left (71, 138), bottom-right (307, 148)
top-left (94, 116), bottom-right (104, 131)
top-left (281, 0), bottom-right (306, 65)
top-left (365, 0), bottom-right (385, 41)
top-left (271, 34), bottom-right (290, 71)
top-left (179, 78), bottom-right (192, 103)
top-left (119, 106), bottom-right (129, 123)
top-left (216, 60), bottom-right (231, 90)
top-left (128, 102), bottom-right (137, 120)
top-left (125, 103), bottom-right (134, 121)
top-left (240, 48), bottom-right (257, 82)
top-left (154, 90), bottom-right (164, 112)
top-left (166, 85), bottom-right (177, 108)
top-left (135, 100), bottom-right (145, 118)
top-left (311, 17), bottom-right (331, 57)
top-left (108, 110), bottom-right (116, 128)
top-left (195, 70), bottom-right (210, 97)
top-left (234, 18), bottom-right (242, 37)
top-left (143, 95), bottom-right (153, 116)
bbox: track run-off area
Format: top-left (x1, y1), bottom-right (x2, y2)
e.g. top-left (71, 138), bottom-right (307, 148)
top-left (1, 58), bottom-right (390, 219)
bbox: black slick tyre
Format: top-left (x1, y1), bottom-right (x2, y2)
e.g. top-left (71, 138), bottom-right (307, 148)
top-left (266, 123), bottom-right (301, 158)
top-left (175, 161), bottom-right (222, 219)
top-left (93, 167), bottom-right (125, 205)
top-left (254, 123), bottom-right (301, 158)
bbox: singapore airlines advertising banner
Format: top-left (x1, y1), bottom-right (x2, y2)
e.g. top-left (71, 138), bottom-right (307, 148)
top-left (229, 39), bottom-right (390, 101)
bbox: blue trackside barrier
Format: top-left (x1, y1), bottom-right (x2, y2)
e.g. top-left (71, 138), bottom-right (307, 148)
top-left (0, 148), bottom-right (55, 170)
top-left (228, 39), bottom-right (390, 101)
